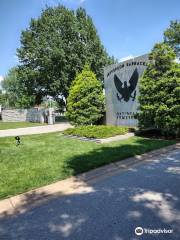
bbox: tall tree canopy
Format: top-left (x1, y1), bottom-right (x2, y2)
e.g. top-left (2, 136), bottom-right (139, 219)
top-left (164, 20), bottom-right (180, 59)
top-left (17, 6), bottom-right (114, 106)
top-left (0, 90), bottom-right (7, 108)
top-left (138, 43), bottom-right (180, 137)
top-left (2, 67), bottom-right (34, 108)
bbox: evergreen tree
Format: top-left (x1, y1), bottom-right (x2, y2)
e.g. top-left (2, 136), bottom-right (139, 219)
top-left (66, 64), bottom-right (105, 125)
top-left (138, 43), bottom-right (180, 136)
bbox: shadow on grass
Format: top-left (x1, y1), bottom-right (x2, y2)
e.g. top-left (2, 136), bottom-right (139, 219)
top-left (0, 148), bottom-right (179, 240)
top-left (61, 138), bottom-right (176, 176)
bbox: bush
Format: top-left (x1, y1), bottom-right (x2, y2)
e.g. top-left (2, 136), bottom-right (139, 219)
top-left (66, 64), bottom-right (105, 125)
top-left (63, 125), bottom-right (129, 138)
top-left (138, 43), bottom-right (180, 137)
top-left (135, 128), bottom-right (162, 137)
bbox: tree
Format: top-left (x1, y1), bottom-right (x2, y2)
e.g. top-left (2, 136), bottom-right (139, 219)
top-left (0, 90), bottom-right (7, 107)
top-left (164, 20), bottom-right (180, 59)
top-left (2, 67), bottom-right (35, 108)
top-left (138, 43), bottom-right (180, 137)
top-left (17, 6), bottom-right (114, 106)
top-left (66, 64), bottom-right (105, 125)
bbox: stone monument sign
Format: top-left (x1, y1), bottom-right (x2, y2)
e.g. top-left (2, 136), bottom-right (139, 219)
top-left (104, 54), bottom-right (149, 126)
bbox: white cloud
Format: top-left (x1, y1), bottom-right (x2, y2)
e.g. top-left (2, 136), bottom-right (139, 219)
top-left (119, 55), bottom-right (135, 62)
top-left (0, 76), bottom-right (3, 83)
top-left (0, 76), bottom-right (4, 90)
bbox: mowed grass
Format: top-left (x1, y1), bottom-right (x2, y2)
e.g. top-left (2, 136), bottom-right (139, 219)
top-left (0, 121), bottom-right (46, 130)
top-left (0, 132), bottom-right (176, 199)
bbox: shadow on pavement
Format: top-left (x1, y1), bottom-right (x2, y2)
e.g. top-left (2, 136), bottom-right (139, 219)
top-left (0, 149), bottom-right (180, 240)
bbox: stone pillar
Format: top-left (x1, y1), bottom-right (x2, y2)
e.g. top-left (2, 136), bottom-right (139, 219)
top-left (48, 108), bottom-right (55, 125)
top-left (40, 110), bottom-right (45, 124)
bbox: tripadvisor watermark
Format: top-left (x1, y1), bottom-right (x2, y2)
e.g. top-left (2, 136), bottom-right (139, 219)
top-left (135, 226), bottom-right (173, 236)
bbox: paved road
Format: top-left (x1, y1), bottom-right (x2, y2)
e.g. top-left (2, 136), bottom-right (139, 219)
top-left (0, 149), bottom-right (180, 240)
top-left (0, 123), bottom-right (72, 137)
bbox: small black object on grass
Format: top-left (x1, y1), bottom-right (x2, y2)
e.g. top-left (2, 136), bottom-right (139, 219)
top-left (15, 136), bottom-right (21, 146)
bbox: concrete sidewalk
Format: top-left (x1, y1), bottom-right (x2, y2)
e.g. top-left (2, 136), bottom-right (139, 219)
top-left (0, 142), bottom-right (179, 216)
top-left (0, 123), bottom-right (73, 137)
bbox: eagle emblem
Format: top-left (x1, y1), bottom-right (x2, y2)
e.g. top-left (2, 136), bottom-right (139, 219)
top-left (114, 68), bottom-right (139, 102)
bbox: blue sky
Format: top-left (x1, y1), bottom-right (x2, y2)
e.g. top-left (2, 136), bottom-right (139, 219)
top-left (0, 0), bottom-right (180, 81)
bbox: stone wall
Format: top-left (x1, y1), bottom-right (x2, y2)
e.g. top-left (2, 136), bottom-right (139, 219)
top-left (2, 108), bottom-right (48, 123)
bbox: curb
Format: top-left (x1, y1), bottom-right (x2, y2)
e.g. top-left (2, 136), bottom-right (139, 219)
top-left (0, 143), bottom-right (179, 217)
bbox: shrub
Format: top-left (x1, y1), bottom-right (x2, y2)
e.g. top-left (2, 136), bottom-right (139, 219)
top-left (66, 64), bottom-right (105, 125)
top-left (63, 125), bottom-right (129, 138)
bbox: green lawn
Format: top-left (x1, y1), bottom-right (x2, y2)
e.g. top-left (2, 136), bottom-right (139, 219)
top-left (63, 125), bottom-right (129, 138)
top-left (0, 121), bottom-right (46, 130)
top-left (0, 132), bottom-right (176, 199)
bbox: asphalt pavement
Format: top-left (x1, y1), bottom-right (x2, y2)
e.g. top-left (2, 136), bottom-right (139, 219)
top-left (0, 149), bottom-right (179, 240)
